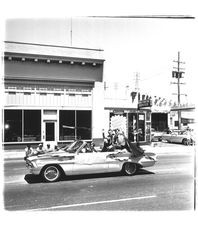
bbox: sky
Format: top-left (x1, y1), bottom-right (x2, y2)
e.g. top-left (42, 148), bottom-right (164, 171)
top-left (4, 16), bottom-right (197, 103)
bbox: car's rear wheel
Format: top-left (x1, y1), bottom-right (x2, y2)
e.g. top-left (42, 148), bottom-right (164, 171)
top-left (123, 162), bottom-right (137, 176)
top-left (41, 165), bottom-right (62, 182)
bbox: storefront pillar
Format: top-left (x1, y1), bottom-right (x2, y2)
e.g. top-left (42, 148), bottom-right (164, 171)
top-left (92, 81), bottom-right (105, 146)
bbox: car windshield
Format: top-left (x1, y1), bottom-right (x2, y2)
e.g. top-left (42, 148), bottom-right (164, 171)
top-left (65, 140), bottom-right (84, 153)
top-left (60, 141), bottom-right (77, 151)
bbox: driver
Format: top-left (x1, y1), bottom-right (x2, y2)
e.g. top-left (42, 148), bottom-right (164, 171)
top-left (81, 142), bottom-right (97, 153)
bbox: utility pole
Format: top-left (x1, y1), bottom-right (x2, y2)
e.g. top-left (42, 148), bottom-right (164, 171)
top-left (171, 51), bottom-right (185, 130)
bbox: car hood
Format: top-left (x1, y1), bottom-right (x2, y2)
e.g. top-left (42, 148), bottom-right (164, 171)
top-left (28, 151), bottom-right (74, 161)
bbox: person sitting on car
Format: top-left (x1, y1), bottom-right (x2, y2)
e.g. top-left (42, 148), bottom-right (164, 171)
top-left (101, 129), bottom-right (115, 152)
top-left (35, 143), bottom-right (45, 155)
top-left (89, 142), bottom-right (97, 152)
top-left (54, 145), bottom-right (60, 151)
top-left (24, 144), bottom-right (34, 160)
top-left (83, 142), bottom-right (97, 153)
top-left (113, 129), bottom-right (128, 150)
top-left (113, 129), bottom-right (144, 156)
top-left (45, 144), bottom-right (53, 153)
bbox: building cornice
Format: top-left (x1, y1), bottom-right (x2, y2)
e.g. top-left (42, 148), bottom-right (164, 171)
top-left (4, 41), bottom-right (105, 62)
top-left (4, 76), bottom-right (95, 86)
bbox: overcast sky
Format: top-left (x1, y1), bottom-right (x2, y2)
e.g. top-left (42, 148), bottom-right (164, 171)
top-left (5, 17), bottom-right (196, 102)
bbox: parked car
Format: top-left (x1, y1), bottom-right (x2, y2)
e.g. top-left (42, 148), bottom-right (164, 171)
top-left (25, 140), bottom-right (157, 183)
top-left (161, 130), bottom-right (194, 145)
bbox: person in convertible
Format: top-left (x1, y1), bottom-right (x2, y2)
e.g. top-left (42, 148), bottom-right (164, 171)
top-left (102, 128), bottom-right (144, 157)
top-left (113, 129), bottom-right (144, 157)
top-left (101, 129), bottom-right (115, 152)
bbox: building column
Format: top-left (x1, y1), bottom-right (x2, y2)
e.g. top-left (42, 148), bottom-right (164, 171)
top-left (92, 81), bottom-right (105, 146)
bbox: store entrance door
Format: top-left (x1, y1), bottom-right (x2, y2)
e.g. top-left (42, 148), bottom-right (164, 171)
top-left (45, 122), bottom-right (55, 141)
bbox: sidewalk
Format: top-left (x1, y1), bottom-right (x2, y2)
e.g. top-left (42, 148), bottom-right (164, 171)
top-left (142, 141), bottom-right (195, 155)
top-left (3, 150), bottom-right (25, 160)
top-left (2, 142), bottom-right (195, 160)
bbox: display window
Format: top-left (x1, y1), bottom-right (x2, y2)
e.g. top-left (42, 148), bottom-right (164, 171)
top-left (4, 110), bottom-right (22, 142)
top-left (4, 109), bottom-right (41, 142)
top-left (24, 110), bottom-right (41, 141)
top-left (76, 110), bottom-right (92, 140)
top-left (59, 110), bottom-right (92, 141)
top-left (59, 110), bottom-right (75, 141)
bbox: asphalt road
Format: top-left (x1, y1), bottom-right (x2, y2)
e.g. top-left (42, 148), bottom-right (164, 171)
top-left (3, 148), bottom-right (195, 211)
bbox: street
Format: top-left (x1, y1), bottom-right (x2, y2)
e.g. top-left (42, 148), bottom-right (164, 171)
top-left (3, 146), bottom-right (195, 211)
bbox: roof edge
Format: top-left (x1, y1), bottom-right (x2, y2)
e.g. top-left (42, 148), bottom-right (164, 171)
top-left (4, 40), bottom-right (104, 52)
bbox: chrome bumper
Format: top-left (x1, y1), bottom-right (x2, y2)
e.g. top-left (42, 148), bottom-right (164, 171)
top-left (26, 161), bottom-right (41, 175)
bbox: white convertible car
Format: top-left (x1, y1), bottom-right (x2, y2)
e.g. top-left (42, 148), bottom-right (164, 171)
top-left (26, 140), bottom-right (157, 183)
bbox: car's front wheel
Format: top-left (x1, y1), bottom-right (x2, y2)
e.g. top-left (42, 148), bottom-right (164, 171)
top-left (41, 165), bottom-right (63, 182)
top-left (123, 162), bottom-right (137, 176)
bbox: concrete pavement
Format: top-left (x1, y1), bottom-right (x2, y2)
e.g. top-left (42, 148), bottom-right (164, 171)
top-left (2, 141), bottom-right (195, 160)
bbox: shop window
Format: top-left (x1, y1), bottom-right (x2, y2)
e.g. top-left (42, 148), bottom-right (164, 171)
top-left (4, 110), bottom-right (22, 142)
top-left (76, 111), bottom-right (92, 140)
top-left (24, 110), bottom-right (41, 141)
top-left (59, 110), bottom-right (75, 140)
top-left (59, 110), bottom-right (92, 141)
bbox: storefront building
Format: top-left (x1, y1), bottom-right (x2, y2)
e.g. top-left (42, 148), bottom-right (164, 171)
top-left (104, 86), bottom-right (152, 144)
top-left (3, 41), bottom-right (105, 149)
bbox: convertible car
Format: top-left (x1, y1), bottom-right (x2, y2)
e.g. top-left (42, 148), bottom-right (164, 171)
top-left (25, 140), bottom-right (157, 183)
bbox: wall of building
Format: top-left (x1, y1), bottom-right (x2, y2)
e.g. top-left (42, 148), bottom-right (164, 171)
top-left (3, 42), bottom-right (105, 149)
top-left (92, 82), bottom-right (105, 146)
top-left (4, 59), bottom-right (103, 83)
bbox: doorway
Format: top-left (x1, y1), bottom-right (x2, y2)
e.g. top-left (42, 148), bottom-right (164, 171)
top-left (45, 122), bottom-right (55, 141)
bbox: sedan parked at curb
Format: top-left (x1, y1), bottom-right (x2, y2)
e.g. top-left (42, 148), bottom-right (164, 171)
top-left (161, 130), bottom-right (194, 145)
top-left (25, 140), bottom-right (157, 183)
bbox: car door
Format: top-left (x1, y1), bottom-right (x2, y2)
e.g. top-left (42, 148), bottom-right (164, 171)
top-left (162, 133), bottom-right (171, 142)
top-left (73, 151), bottom-right (109, 175)
top-left (170, 132), bottom-right (178, 143)
top-left (105, 151), bottom-right (129, 172)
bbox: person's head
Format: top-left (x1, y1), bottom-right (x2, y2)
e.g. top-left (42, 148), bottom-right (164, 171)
top-left (108, 129), bottom-right (113, 135)
top-left (115, 128), bottom-right (119, 134)
top-left (47, 144), bottom-right (50, 148)
top-left (38, 143), bottom-right (43, 148)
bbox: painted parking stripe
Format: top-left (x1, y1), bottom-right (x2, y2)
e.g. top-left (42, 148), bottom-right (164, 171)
top-left (4, 180), bottom-right (26, 184)
top-left (28, 195), bottom-right (157, 211)
top-left (152, 167), bottom-right (193, 174)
